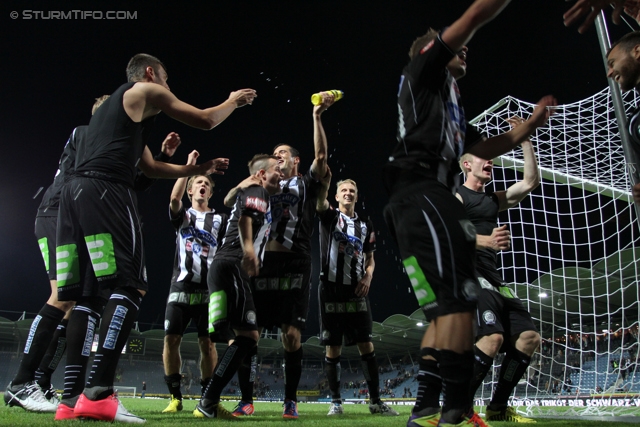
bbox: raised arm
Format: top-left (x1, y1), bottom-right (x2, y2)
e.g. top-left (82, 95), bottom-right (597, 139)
top-left (138, 145), bottom-right (229, 179)
top-left (310, 92), bottom-right (336, 180)
top-left (125, 83), bottom-right (257, 129)
top-left (495, 117), bottom-right (541, 211)
top-left (316, 167), bottom-right (332, 213)
top-left (467, 95), bottom-right (556, 161)
top-left (170, 150), bottom-right (199, 216)
top-left (134, 131), bottom-right (181, 191)
top-left (440, 0), bottom-right (511, 52)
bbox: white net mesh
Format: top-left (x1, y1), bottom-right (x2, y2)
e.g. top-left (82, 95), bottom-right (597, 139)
top-left (470, 87), bottom-right (640, 416)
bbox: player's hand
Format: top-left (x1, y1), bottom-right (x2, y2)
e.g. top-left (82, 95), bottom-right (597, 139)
top-left (229, 89), bottom-right (257, 107)
top-left (356, 273), bottom-right (372, 297)
top-left (633, 182), bottom-right (640, 203)
top-left (237, 175), bottom-right (262, 189)
top-left (528, 95), bottom-right (557, 130)
top-left (200, 158), bottom-right (229, 175)
top-left (161, 132), bottom-right (181, 157)
top-left (313, 91), bottom-right (336, 116)
top-left (563, 0), bottom-right (625, 33)
top-left (242, 252), bottom-right (260, 277)
top-left (490, 224), bottom-right (511, 251)
top-left (186, 150), bottom-right (199, 166)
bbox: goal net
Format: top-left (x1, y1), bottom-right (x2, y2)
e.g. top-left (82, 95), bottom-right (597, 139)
top-left (469, 87), bottom-right (640, 417)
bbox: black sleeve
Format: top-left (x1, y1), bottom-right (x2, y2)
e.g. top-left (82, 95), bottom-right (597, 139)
top-left (462, 123), bottom-right (486, 154)
top-left (133, 151), bottom-right (173, 192)
top-left (170, 205), bottom-right (186, 231)
top-left (238, 185), bottom-right (269, 221)
top-left (407, 34), bottom-right (456, 91)
top-left (318, 205), bottom-right (338, 227)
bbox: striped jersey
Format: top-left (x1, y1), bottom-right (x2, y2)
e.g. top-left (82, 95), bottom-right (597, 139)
top-left (386, 34), bottom-right (482, 193)
top-left (215, 185), bottom-right (272, 264)
top-left (269, 169), bottom-right (321, 255)
top-left (318, 205), bottom-right (376, 285)
top-left (170, 206), bottom-right (228, 290)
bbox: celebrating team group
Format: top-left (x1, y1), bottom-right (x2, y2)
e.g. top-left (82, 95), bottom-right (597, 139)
top-left (5, 0), bottom-right (640, 426)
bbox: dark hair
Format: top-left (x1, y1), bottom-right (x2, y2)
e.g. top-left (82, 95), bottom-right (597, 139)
top-left (248, 154), bottom-right (278, 174)
top-left (126, 53), bottom-right (166, 82)
top-left (273, 144), bottom-right (300, 158)
top-left (408, 28), bottom-right (439, 60)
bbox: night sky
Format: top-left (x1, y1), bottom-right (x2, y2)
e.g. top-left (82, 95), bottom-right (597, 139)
top-left (0, 1), bottom-right (634, 338)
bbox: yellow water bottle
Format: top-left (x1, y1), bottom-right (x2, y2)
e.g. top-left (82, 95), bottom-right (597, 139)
top-left (311, 90), bottom-right (344, 105)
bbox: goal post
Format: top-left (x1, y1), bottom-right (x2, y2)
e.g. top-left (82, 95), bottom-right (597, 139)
top-left (115, 386), bottom-right (137, 399)
top-left (470, 86), bottom-right (640, 417)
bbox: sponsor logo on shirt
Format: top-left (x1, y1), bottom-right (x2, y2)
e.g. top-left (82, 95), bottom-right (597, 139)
top-left (333, 231), bottom-right (363, 255)
top-left (246, 196), bottom-right (268, 213)
top-left (180, 226), bottom-right (217, 247)
top-left (270, 192), bottom-right (300, 206)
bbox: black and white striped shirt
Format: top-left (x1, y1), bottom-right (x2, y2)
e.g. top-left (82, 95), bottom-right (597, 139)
top-left (269, 169), bottom-right (321, 255)
top-left (170, 206), bottom-right (228, 290)
top-left (318, 206), bottom-right (376, 285)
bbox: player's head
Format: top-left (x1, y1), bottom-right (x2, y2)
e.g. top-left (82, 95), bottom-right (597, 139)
top-left (272, 144), bottom-right (300, 178)
top-left (248, 154), bottom-right (281, 195)
top-left (409, 28), bottom-right (467, 80)
top-left (459, 152), bottom-right (493, 184)
top-left (126, 53), bottom-right (169, 90)
top-left (186, 175), bottom-right (214, 203)
top-left (607, 32), bottom-right (640, 92)
top-left (92, 95), bottom-right (110, 115)
top-left (335, 179), bottom-right (358, 208)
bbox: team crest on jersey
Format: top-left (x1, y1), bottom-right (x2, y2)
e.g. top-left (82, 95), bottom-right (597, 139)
top-left (483, 310), bottom-right (496, 325)
top-left (246, 196), bottom-right (268, 213)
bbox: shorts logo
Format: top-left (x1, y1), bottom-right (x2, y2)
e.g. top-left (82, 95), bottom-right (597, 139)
top-left (164, 319), bottom-right (170, 331)
top-left (208, 291), bottom-right (227, 333)
top-left (459, 219), bottom-right (476, 242)
top-left (84, 233), bottom-right (117, 278)
top-left (482, 310), bottom-right (496, 325)
top-left (268, 278), bottom-right (279, 290)
top-left (357, 301), bottom-right (368, 312)
top-left (246, 196), bottom-right (268, 213)
top-left (478, 277), bottom-right (493, 290)
top-left (290, 274), bottom-right (303, 290)
top-left (336, 303), bottom-right (346, 313)
top-left (403, 256), bottom-right (436, 306)
top-left (246, 310), bottom-right (257, 325)
top-left (346, 302), bottom-right (357, 313)
top-left (322, 330), bottom-right (331, 340)
top-left (38, 237), bottom-right (49, 272)
top-left (325, 303), bottom-right (335, 313)
top-left (56, 244), bottom-right (80, 287)
top-left (279, 277), bottom-right (290, 291)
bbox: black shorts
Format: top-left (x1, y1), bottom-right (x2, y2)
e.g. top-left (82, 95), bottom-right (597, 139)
top-left (207, 259), bottom-right (258, 338)
top-left (251, 251), bottom-right (311, 330)
top-left (35, 215), bottom-right (57, 280)
top-left (384, 180), bottom-right (480, 321)
top-left (475, 286), bottom-right (538, 352)
top-left (56, 177), bottom-right (147, 302)
top-left (164, 286), bottom-right (209, 337)
top-left (318, 280), bottom-right (373, 347)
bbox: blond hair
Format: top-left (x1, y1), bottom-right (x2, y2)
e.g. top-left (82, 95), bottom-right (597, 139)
top-left (186, 175), bottom-right (214, 202)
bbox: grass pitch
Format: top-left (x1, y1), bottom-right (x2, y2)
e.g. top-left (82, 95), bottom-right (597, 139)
top-left (1, 396), bottom-right (638, 426)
